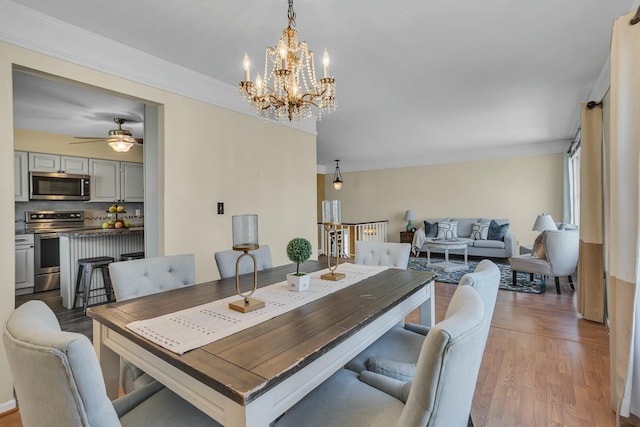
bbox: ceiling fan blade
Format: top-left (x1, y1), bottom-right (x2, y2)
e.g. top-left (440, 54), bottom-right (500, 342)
top-left (70, 139), bottom-right (104, 144)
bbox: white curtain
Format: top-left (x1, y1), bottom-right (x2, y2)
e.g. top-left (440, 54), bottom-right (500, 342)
top-left (563, 151), bottom-right (574, 224)
top-left (608, 10), bottom-right (640, 421)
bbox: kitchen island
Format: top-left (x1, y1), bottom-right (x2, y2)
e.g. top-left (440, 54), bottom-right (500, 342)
top-left (58, 227), bottom-right (144, 309)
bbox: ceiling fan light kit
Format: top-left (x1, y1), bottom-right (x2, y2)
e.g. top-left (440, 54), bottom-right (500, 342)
top-left (73, 117), bottom-right (141, 152)
top-left (238, 0), bottom-right (336, 122)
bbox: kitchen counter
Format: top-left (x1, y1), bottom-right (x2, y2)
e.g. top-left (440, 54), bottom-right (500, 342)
top-left (59, 227), bottom-right (144, 308)
top-left (57, 226), bottom-right (144, 237)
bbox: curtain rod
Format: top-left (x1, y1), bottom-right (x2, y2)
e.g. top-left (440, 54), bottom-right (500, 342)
top-left (631, 6), bottom-right (640, 25)
top-left (587, 101), bottom-right (603, 110)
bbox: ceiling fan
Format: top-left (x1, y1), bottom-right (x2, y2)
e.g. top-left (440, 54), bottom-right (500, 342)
top-left (72, 117), bottom-right (143, 152)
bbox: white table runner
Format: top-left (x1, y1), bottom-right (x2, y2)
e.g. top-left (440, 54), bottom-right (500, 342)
top-left (126, 263), bottom-right (388, 354)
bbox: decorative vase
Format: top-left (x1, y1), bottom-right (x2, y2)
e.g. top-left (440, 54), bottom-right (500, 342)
top-left (287, 273), bottom-right (310, 292)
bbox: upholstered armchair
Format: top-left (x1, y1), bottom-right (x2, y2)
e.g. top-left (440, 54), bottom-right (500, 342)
top-left (3, 300), bottom-right (221, 427)
top-left (345, 259), bottom-right (500, 376)
top-left (355, 241), bottom-right (411, 269)
top-left (274, 285), bottom-right (487, 427)
top-left (510, 229), bottom-right (579, 294)
top-left (214, 245), bottom-right (273, 279)
top-left (109, 254), bottom-right (195, 393)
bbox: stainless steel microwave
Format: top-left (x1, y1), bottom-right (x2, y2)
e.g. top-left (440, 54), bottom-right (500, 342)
top-left (29, 172), bottom-right (91, 201)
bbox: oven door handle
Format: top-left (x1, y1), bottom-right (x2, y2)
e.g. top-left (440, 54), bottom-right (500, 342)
top-left (36, 233), bottom-right (59, 239)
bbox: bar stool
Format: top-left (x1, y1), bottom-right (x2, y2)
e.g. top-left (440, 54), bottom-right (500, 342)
top-left (73, 256), bottom-right (115, 313)
top-left (120, 252), bottom-right (145, 261)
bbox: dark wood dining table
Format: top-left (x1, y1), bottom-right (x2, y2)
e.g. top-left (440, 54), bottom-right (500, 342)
top-left (87, 260), bottom-right (435, 427)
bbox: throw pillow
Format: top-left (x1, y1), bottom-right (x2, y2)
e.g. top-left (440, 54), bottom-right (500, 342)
top-left (487, 220), bottom-right (509, 241)
top-left (532, 233), bottom-right (546, 258)
top-left (470, 222), bottom-right (489, 240)
top-left (424, 220), bottom-right (438, 238)
top-left (436, 221), bottom-right (458, 240)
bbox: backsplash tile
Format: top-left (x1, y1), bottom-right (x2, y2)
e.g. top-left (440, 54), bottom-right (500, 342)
top-left (15, 200), bottom-right (144, 230)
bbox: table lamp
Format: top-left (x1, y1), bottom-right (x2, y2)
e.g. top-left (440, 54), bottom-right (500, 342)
top-left (532, 214), bottom-right (558, 232)
top-left (228, 214), bottom-right (265, 313)
top-left (404, 209), bottom-right (416, 231)
top-left (321, 200), bottom-right (345, 281)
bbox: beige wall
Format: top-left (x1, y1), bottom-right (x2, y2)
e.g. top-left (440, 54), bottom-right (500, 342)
top-left (0, 41), bottom-right (317, 405)
top-left (15, 128), bottom-right (143, 162)
top-left (323, 153), bottom-right (565, 248)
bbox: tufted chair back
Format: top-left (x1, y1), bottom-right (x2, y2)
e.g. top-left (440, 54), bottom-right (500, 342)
top-left (109, 254), bottom-right (195, 301)
top-left (355, 241), bottom-right (411, 269)
top-left (455, 259), bottom-right (500, 329)
top-left (3, 300), bottom-right (121, 427)
top-left (214, 245), bottom-right (273, 279)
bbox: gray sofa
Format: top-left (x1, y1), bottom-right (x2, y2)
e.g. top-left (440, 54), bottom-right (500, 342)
top-left (412, 217), bottom-right (516, 259)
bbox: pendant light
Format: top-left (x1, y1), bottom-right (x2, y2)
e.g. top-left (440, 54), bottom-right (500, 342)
top-left (332, 160), bottom-right (343, 190)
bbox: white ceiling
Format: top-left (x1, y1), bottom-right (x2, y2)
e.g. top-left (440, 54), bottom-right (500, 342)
top-left (9, 0), bottom-right (635, 172)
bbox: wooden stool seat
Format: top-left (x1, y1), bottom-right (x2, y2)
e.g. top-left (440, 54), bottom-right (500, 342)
top-left (73, 256), bottom-right (115, 313)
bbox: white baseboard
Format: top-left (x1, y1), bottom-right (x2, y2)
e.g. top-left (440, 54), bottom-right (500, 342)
top-left (0, 399), bottom-right (17, 414)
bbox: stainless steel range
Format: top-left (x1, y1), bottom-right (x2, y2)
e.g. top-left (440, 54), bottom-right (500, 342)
top-left (26, 210), bottom-right (85, 292)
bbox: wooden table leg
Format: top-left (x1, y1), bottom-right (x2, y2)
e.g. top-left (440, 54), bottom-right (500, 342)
top-left (93, 320), bottom-right (120, 399)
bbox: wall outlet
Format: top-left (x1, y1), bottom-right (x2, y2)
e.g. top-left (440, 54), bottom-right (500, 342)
top-left (135, 209), bottom-right (141, 216)
top-left (217, 202), bottom-right (224, 215)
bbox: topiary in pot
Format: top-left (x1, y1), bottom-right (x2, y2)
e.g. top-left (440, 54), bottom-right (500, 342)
top-left (286, 237), bottom-right (312, 291)
top-left (287, 237), bottom-right (312, 275)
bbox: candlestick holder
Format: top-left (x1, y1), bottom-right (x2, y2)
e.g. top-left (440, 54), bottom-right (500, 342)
top-left (320, 200), bottom-right (345, 281)
top-left (321, 222), bottom-right (345, 281)
top-left (228, 214), bottom-right (265, 313)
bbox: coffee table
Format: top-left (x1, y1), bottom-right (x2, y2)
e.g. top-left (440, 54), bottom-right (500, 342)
top-left (426, 239), bottom-right (470, 272)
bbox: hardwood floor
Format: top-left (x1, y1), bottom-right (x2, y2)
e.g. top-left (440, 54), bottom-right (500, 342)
top-left (1, 277), bottom-right (623, 426)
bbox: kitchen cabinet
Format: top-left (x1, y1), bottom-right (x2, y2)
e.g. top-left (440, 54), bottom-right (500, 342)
top-left (121, 162), bottom-right (144, 202)
top-left (15, 234), bottom-right (34, 295)
top-left (89, 159), bottom-right (143, 202)
top-left (29, 152), bottom-right (89, 174)
top-left (14, 151), bottom-right (28, 202)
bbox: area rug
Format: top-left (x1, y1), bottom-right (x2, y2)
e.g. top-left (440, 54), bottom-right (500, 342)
top-left (407, 257), bottom-right (545, 294)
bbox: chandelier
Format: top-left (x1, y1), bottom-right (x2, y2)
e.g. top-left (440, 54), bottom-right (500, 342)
top-left (238, 0), bottom-right (336, 122)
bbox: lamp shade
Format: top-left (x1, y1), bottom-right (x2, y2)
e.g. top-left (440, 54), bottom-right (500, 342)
top-left (322, 200), bottom-right (341, 224)
top-left (532, 214), bottom-right (558, 232)
top-left (404, 209), bottom-right (416, 221)
top-left (232, 214), bottom-right (259, 250)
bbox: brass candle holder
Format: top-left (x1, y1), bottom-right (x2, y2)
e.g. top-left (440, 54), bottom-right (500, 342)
top-left (320, 199), bottom-right (345, 281)
top-left (228, 214), bottom-right (265, 313)
top-left (321, 222), bottom-right (345, 281)
top-left (228, 245), bottom-right (265, 313)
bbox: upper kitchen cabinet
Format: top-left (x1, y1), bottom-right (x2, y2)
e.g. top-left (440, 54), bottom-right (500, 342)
top-left (121, 162), bottom-right (144, 202)
top-left (29, 152), bottom-right (89, 174)
top-left (89, 159), bottom-right (143, 202)
top-left (14, 151), bottom-right (28, 202)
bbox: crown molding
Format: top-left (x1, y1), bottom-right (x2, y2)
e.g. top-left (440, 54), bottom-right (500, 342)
top-left (0, 0), bottom-right (317, 136)
top-left (339, 139), bottom-right (570, 173)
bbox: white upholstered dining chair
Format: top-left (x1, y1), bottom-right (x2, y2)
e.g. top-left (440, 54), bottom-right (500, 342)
top-left (274, 285), bottom-right (487, 427)
top-left (345, 259), bottom-right (500, 377)
top-left (214, 245), bottom-right (273, 279)
top-left (355, 241), bottom-right (411, 269)
top-left (109, 254), bottom-right (195, 301)
top-left (3, 300), bottom-right (221, 427)
top-left (108, 254), bottom-right (195, 393)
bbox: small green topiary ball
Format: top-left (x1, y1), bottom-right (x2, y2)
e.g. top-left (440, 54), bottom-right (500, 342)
top-left (287, 238), bottom-right (312, 274)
